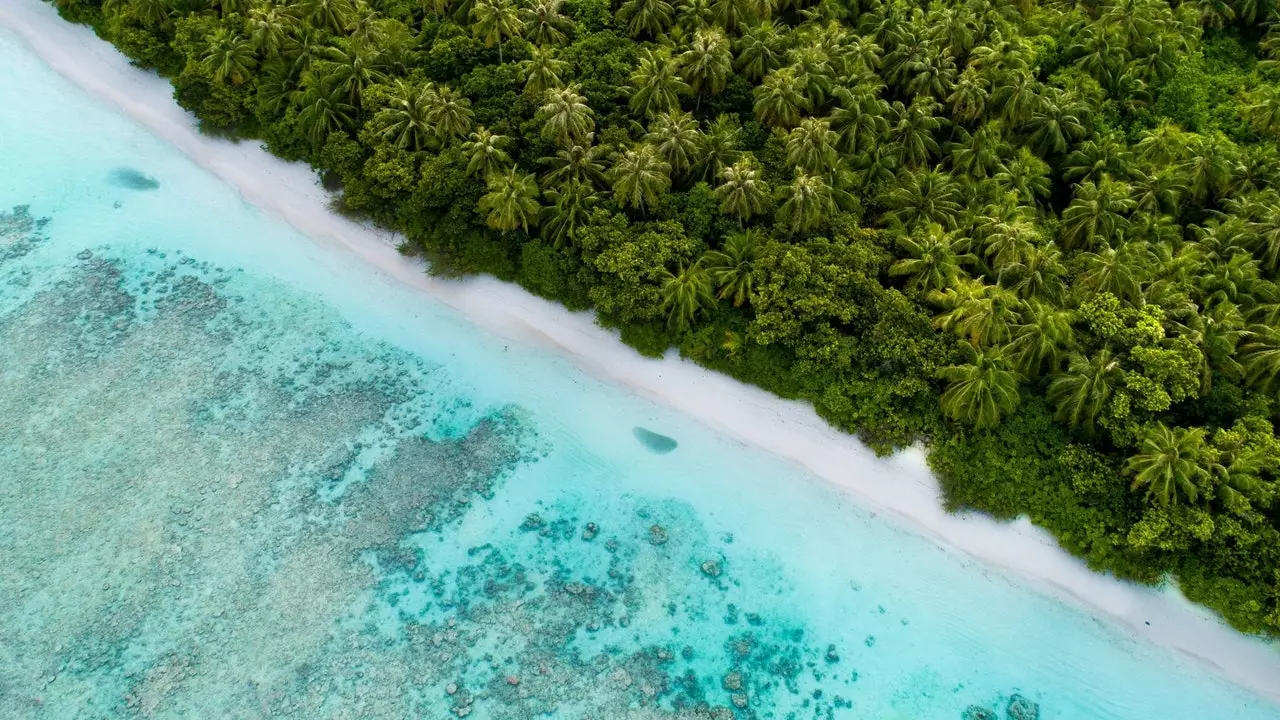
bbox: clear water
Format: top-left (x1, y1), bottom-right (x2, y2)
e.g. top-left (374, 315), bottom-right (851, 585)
top-left (0, 30), bottom-right (1277, 720)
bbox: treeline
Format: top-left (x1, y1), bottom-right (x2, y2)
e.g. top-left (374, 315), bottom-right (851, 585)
top-left (56, 0), bottom-right (1280, 633)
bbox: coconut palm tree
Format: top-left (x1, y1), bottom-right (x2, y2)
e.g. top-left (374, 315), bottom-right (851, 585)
top-left (537, 86), bottom-right (594, 146)
top-left (617, 0), bottom-right (674, 38)
top-left (609, 145), bottom-right (672, 217)
top-left (203, 28), bottom-right (256, 85)
top-left (680, 27), bottom-right (732, 108)
top-left (1026, 90), bottom-right (1087, 156)
top-left (521, 48), bottom-right (568, 96)
top-left (461, 127), bottom-right (512, 178)
top-left (887, 97), bottom-right (944, 168)
top-left (372, 81), bottom-right (437, 150)
top-left (246, 3), bottom-right (295, 59)
top-left (629, 48), bottom-right (690, 118)
top-left (889, 223), bottom-right (974, 293)
top-left (541, 140), bottom-right (608, 189)
top-left (1047, 349), bottom-right (1124, 433)
top-left (1126, 424), bottom-right (1212, 506)
top-left (1245, 86), bottom-right (1280, 137)
top-left (753, 67), bottom-right (810, 129)
top-left (714, 159), bottom-right (770, 223)
top-left (931, 281), bottom-right (1024, 348)
top-left (1059, 178), bottom-right (1134, 251)
top-left (776, 171), bottom-right (835, 235)
top-left (1005, 302), bottom-right (1076, 377)
top-left (540, 180), bottom-right (599, 248)
top-left (999, 242), bottom-right (1067, 303)
top-left (479, 169), bottom-right (541, 232)
top-left (829, 85), bottom-right (890, 155)
top-left (696, 114), bottom-right (742, 182)
top-left (937, 345), bottom-right (1022, 429)
top-left (315, 45), bottom-right (388, 107)
top-left (880, 169), bottom-right (962, 230)
top-left (946, 67), bottom-right (988, 125)
top-left (470, 0), bottom-right (524, 63)
top-left (520, 0), bottom-right (573, 45)
top-left (295, 79), bottom-right (356, 149)
top-left (703, 230), bottom-right (762, 306)
top-left (661, 262), bottom-right (717, 331)
top-left (734, 21), bottom-right (787, 80)
top-left (1240, 323), bottom-right (1280, 394)
top-left (424, 85), bottom-right (474, 145)
top-left (785, 118), bottom-right (840, 176)
top-left (301, 0), bottom-right (356, 33)
top-left (644, 110), bottom-right (703, 177)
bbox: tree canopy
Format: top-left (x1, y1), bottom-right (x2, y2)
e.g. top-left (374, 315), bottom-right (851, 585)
top-left (67, 0), bottom-right (1280, 635)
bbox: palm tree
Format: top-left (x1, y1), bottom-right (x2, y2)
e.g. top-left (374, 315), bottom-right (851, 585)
top-left (609, 145), bottom-right (672, 217)
top-left (1245, 86), bottom-right (1280, 137)
top-left (1075, 245), bottom-right (1152, 305)
top-left (880, 169), bottom-right (962, 230)
top-left (753, 67), bottom-right (810, 129)
top-left (421, 0), bottom-right (453, 19)
top-left (521, 0), bottom-right (573, 45)
top-left (1062, 138), bottom-right (1129, 184)
top-left (617, 0), bottom-right (674, 38)
top-left (703, 230), bottom-right (761, 306)
top-left (541, 140), bottom-right (607, 189)
top-left (301, 0), bottom-right (356, 33)
top-left (714, 159), bottom-right (770, 223)
top-left (1047, 349), bottom-right (1123, 434)
top-left (785, 118), bottom-right (840, 176)
top-left (644, 110), bottom-right (703, 177)
top-left (246, 4), bottom-right (294, 59)
top-left (937, 345), bottom-right (1022, 429)
top-left (315, 46), bottom-right (388, 107)
top-left (994, 148), bottom-right (1052, 206)
top-left (946, 67), bottom-right (988, 125)
top-left (680, 27), bottom-right (732, 108)
top-left (889, 224), bottom-right (974, 293)
top-left (629, 49), bottom-right (690, 118)
top-left (371, 81), bottom-right (436, 151)
top-left (1059, 178), bottom-right (1134, 251)
top-left (1026, 90), bottom-right (1087, 156)
top-left (1125, 424), bottom-right (1211, 506)
top-left (829, 85), bottom-right (890, 155)
top-left (1239, 323), bottom-right (1280, 394)
top-left (479, 169), bottom-right (541, 232)
top-left (1180, 135), bottom-right (1235, 204)
top-left (887, 97), bottom-right (944, 168)
top-left (461, 127), bottom-right (512, 178)
top-left (696, 114), bottom-right (742, 182)
top-left (1005, 302), bottom-right (1075, 377)
top-left (661, 263), bottom-right (717, 331)
top-left (931, 281), bottom-right (1023, 348)
top-left (1000, 242), bottom-right (1067, 303)
top-left (776, 171), bottom-right (835, 235)
top-left (947, 123), bottom-right (1009, 179)
top-left (470, 0), bottom-right (524, 63)
top-left (734, 21), bottom-right (787, 80)
top-left (521, 47), bottom-right (568, 96)
top-left (991, 70), bottom-right (1040, 126)
top-left (424, 85), bottom-right (474, 145)
top-left (540, 181), bottom-right (599, 247)
top-left (537, 86), bottom-right (594, 146)
top-left (202, 28), bottom-right (256, 85)
top-left (787, 46), bottom-right (836, 107)
top-left (295, 77), bottom-right (356, 149)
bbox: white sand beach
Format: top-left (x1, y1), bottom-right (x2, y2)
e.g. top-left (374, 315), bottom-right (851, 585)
top-left (3, 0), bottom-right (1279, 703)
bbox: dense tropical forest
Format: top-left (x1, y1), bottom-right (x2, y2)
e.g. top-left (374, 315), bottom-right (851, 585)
top-left (51, 0), bottom-right (1280, 633)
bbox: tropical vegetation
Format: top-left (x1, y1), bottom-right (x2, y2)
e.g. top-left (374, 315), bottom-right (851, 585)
top-left (57, 0), bottom-right (1280, 634)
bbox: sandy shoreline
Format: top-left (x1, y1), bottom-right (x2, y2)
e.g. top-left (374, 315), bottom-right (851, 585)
top-left (4, 0), bottom-right (1279, 703)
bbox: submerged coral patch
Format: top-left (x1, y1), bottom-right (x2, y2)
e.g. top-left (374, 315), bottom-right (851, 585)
top-left (634, 426), bottom-right (678, 453)
top-left (106, 166), bottom-right (160, 190)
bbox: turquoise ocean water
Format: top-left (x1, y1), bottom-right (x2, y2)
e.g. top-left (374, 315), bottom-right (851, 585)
top-left (1, 28), bottom-right (1278, 720)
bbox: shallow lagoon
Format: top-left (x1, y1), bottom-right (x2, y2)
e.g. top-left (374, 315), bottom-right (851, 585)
top-left (1, 24), bottom-right (1278, 720)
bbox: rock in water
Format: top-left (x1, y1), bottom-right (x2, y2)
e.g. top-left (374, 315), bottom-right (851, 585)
top-left (107, 167), bottom-right (161, 190)
top-left (633, 426), bottom-right (677, 453)
top-left (1007, 695), bottom-right (1039, 720)
top-left (962, 706), bottom-right (997, 720)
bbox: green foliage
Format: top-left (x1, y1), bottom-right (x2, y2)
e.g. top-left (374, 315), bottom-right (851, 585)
top-left (82, 0), bottom-right (1280, 636)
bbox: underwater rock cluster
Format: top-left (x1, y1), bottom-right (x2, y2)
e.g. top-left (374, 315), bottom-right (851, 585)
top-left (0, 211), bottom-right (1046, 719)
